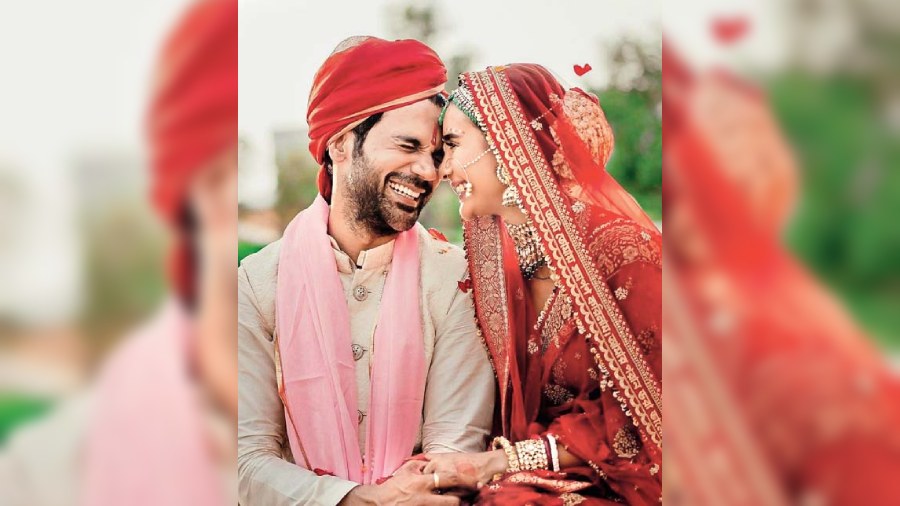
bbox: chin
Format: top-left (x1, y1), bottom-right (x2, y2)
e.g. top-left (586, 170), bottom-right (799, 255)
top-left (458, 201), bottom-right (480, 221)
top-left (386, 210), bottom-right (419, 232)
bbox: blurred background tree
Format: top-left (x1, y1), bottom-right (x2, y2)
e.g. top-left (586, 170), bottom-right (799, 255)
top-left (763, 0), bottom-right (900, 350)
top-left (593, 38), bottom-right (662, 220)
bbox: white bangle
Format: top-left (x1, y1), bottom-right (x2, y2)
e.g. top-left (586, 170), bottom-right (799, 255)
top-left (547, 434), bottom-right (560, 472)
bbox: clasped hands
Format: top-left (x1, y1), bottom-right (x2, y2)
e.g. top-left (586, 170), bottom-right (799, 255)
top-left (339, 450), bottom-right (508, 505)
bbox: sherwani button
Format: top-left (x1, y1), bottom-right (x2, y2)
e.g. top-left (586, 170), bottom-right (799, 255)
top-left (351, 344), bottom-right (366, 361)
top-left (353, 285), bottom-right (368, 301)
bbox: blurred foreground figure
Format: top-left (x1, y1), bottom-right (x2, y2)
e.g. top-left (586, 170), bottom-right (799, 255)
top-left (0, 1), bottom-right (238, 505)
top-left (663, 43), bottom-right (900, 506)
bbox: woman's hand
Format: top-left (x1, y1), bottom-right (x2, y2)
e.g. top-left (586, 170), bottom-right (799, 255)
top-left (421, 450), bottom-right (509, 488)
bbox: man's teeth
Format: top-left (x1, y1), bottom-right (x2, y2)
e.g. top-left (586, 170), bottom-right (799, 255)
top-left (388, 181), bottom-right (420, 199)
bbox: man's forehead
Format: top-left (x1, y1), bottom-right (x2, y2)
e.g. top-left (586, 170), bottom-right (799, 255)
top-left (381, 99), bottom-right (441, 123)
top-left (380, 105), bottom-right (441, 146)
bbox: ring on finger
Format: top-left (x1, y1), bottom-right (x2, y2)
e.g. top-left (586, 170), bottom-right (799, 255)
top-left (433, 472), bottom-right (440, 489)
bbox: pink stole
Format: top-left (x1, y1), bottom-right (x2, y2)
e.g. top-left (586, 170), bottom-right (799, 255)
top-left (82, 299), bottom-right (223, 506)
top-left (275, 195), bottom-right (425, 483)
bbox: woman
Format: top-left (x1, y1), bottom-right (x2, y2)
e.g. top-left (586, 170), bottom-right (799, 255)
top-left (424, 64), bottom-right (662, 505)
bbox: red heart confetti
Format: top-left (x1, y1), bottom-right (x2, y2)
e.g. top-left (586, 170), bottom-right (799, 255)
top-left (428, 228), bottom-right (448, 242)
top-left (458, 278), bottom-right (473, 293)
top-left (712, 16), bottom-right (750, 45)
top-left (574, 64), bottom-right (592, 76)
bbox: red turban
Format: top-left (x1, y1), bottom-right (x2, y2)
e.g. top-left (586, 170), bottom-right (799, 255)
top-left (307, 37), bottom-right (447, 201)
top-left (147, 0), bottom-right (238, 302)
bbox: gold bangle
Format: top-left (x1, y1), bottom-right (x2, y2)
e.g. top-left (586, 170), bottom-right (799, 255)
top-left (514, 439), bottom-right (549, 471)
top-left (490, 436), bottom-right (519, 480)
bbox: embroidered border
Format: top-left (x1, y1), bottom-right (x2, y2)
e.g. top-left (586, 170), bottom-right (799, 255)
top-left (465, 68), bottom-right (662, 450)
top-left (463, 215), bottom-right (511, 429)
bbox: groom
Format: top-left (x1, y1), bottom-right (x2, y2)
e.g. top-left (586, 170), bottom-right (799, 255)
top-left (238, 37), bottom-right (494, 505)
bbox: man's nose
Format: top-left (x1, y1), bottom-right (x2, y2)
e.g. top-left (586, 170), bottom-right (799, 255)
top-left (411, 153), bottom-right (439, 182)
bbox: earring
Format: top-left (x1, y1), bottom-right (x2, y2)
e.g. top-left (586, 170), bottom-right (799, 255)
top-left (502, 185), bottom-right (520, 207)
top-left (453, 148), bottom-right (491, 200)
top-left (460, 166), bottom-right (474, 198)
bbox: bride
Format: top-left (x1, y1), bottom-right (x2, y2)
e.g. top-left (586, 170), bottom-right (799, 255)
top-left (423, 63), bottom-right (662, 505)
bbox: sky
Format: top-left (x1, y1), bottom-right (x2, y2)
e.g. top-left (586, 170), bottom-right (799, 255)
top-left (0, 0), bottom-right (187, 324)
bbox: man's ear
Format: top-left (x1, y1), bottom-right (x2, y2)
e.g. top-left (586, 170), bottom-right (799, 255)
top-left (327, 132), bottom-right (352, 164)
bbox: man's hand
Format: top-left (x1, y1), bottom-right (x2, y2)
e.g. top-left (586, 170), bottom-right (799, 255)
top-left (421, 450), bottom-right (507, 489)
top-left (338, 470), bottom-right (477, 505)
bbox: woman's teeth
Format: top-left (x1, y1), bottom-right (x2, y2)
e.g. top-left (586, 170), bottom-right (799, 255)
top-left (453, 183), bottom-right (467, 199)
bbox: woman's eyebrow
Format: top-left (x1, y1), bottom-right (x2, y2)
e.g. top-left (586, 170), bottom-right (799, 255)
top-left (441, 131), bottom-right (461, 143)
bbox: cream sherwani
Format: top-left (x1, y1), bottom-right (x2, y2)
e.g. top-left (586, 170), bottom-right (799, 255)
top-left (238, 225), bottom-right (495, 505)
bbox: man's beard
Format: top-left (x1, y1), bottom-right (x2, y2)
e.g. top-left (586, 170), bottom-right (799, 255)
top-left (342, 153), bottom-right (432, 236)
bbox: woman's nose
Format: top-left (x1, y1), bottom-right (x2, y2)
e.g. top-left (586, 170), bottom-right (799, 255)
top-left (437, 158), bottom-right (451, 180)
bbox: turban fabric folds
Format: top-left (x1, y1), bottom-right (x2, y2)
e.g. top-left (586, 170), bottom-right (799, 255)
top-left (146, 0), bottom-right (238, 302)
top-left (306, 37), bottom-right (447, 201)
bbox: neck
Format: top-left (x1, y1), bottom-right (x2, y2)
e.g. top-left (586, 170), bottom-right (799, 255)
top-left (328, 200), bottom-right (397, 264)
top-left (498, 203), bottom-right (528, 225)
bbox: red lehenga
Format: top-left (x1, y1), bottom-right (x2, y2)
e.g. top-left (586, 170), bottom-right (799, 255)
top-left (460, 64), bottom-right (662, 505)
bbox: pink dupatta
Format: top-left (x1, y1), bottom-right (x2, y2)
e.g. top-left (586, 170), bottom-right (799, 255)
top-left (82, 300), bottom-right (223, 506)
top-left (275, 195), bottom-right (426, 483)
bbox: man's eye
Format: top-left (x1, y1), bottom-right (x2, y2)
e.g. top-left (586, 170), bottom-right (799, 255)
top-left (400, 145), bottom-right (417, 152)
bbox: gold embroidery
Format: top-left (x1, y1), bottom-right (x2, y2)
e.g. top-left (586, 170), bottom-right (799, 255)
top-left (466, 67), bottom-right (663, 450)
top-left (613, 426), bottom-right (642, 459)
top-left (503, 472), bottom-right (592, 493)
top-left (464, 216), bottom-right (511, 421)
top-left (544, 383), bottom-right (575, 406)
top-left (589, 218), bottom-right (661, 278)
top-left (561, 492), bottom-right (587, 505)
top-left (552, 358), bottom-right (568, 385)
top-left (527, 340), bottom-right (539, 355)
top-left (560, 90), bottom-right (614, 168)
top-left (539, 291), bottom-right (572, 352)
top-left (546, 91), bottom-right (614, 182)
top-left (614, 277), bottom-right (634, 301)
top-left (636, 328), bottom-right (656, 355)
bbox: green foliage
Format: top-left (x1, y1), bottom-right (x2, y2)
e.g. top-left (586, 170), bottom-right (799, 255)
top-left (239, 241), bottom-right (266, 264)
top-left (597, 88), bottom-right (662, 204)
top-left (0, 394), bottom-right (52, 445)
top-left (769, 73), bottom-right (900, 348)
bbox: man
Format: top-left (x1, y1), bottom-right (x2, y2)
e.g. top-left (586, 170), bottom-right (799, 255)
top-left (237, 37), bottom-right (494, 505)
top-left (0, 1), bottom-right (239, 505)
